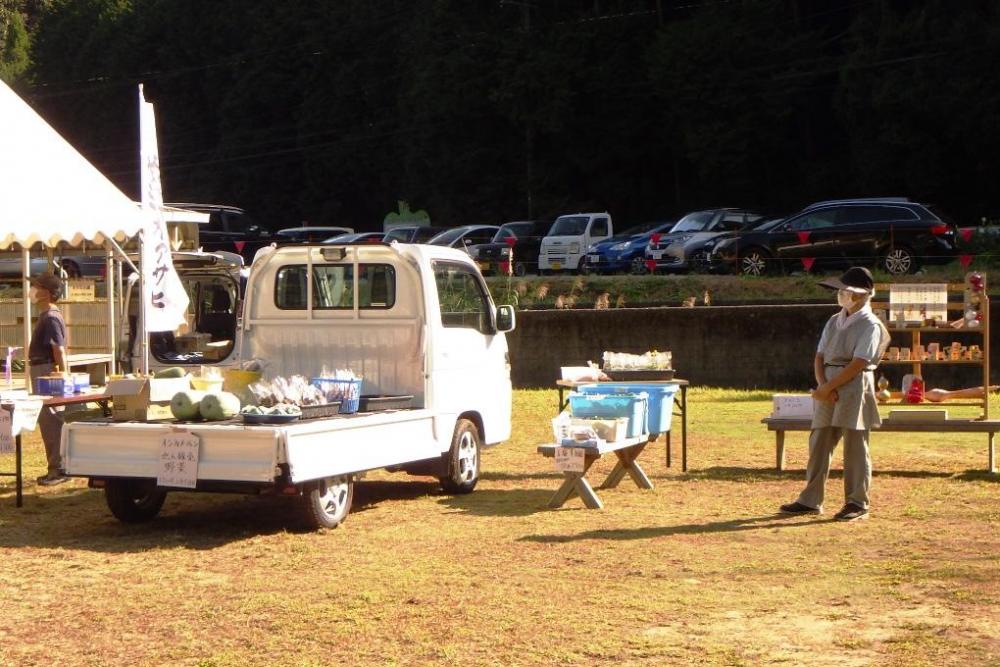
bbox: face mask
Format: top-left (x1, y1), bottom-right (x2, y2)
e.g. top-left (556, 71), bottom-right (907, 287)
top-left (837, 289), bottom-right (855, 309)
top-left (28, 287), bottom-right (38, 303)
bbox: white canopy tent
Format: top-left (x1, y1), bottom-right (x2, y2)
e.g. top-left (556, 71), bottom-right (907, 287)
top-left (0, 80), bottom-right (151, 385)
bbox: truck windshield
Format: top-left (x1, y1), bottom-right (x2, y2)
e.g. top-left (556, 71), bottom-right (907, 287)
top-left (549, 216), bottom-right (589, 236)
top-left (670, 211), bottom-right (716, 233)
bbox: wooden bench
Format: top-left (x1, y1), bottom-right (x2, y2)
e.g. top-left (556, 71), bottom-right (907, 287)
top-left (537, 435), bottom-right (654, 509)
top-left (762, 416), bottom-right (999, 473)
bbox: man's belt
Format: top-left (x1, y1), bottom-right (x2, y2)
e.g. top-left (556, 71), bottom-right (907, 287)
top-left (29, 358), bottom-right (54, 365)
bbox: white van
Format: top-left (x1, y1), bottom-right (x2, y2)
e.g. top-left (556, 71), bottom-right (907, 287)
top-left (62, 243), bottom-right (515, 529)
top-left (537, 212), bottom-right (613, 273)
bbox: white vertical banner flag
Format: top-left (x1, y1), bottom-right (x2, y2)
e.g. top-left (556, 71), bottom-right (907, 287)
top-left (139, 84), bottom-right (188, 332)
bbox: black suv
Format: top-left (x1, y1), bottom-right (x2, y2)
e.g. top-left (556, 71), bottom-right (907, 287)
top-left (473, 220), bottom-right (554, 276)
top-left (708, 198), bottom-right (957, 276)
top-left (166, 203), bottom-right (272, 261)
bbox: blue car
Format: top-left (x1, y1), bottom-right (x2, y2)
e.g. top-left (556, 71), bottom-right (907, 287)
top-left (581, 221), bottom-right (675, 274)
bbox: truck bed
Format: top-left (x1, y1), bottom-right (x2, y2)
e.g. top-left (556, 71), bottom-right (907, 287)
top-left (63, 409), bottom-right (444, 485)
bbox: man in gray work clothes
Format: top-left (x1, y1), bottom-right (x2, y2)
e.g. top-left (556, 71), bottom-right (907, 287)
top-left (27, 272), bottom-right (70, 486)
top-left (781, 266), bottom-right (890, 521)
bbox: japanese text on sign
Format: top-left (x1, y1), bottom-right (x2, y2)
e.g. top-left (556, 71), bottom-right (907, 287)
top-left (157, 431), bottom-right (200, 489)
top-left (554, 446), bottom-right (586, 473)
top-left (889, 283), bottom-right (948, 323)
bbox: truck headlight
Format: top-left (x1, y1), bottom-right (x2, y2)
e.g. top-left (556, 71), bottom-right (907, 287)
top-left (569, 243), bottom-right (580, 254)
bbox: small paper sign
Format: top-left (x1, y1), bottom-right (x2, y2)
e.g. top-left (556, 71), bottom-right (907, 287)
top-left (0, 404), bottom-right (13, 454)
top-left (64, 279), bottom-right (96, 303)
top-left (157, 431), bottom-right (200, 489)
top-left (10, 399), bottom-right (42, 434)
top-left (554, 446), bottom-right (586, 473)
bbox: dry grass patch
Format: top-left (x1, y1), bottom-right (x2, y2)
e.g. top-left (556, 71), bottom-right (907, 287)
top-left (0, 389), bottom-right (997, 666)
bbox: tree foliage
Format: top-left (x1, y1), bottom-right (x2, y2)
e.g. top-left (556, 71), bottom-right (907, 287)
top-left (12, 0), bottom-right (1000, 229)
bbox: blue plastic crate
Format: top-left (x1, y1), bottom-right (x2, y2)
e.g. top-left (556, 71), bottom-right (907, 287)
top-left (568, 392), bottom-right (648, 438)
top-left (577, 382), bottom-right (677, 434)
top-left (310, 377), bottom-right (362, 414)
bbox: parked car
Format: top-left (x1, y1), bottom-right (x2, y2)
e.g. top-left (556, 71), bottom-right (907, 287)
top-left (539, 212), bottom-right (613, 273)
top-left (166, 203), bottom-right (272, 261)
top-left (428, 225), bottom-right (500, 256)
top-left (473, 220), bottom-right (554, 276)
top-left (707, 198), bottom-right (958, 276)
top-left (323, 232), bottom-right (386, 244)
top-left (645, 209), bottom-right (763, 273)
top-left (276, 226), bottom-right (354, 243)
top-left (583, 220), bottom-right (676, 275)
top-left (383, 225), bottom-right (448, 243)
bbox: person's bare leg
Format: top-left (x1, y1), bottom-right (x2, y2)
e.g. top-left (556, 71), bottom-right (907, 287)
top-left (925, 386), bottom-right (1000, 403)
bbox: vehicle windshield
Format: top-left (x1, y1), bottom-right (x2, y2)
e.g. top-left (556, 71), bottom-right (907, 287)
top-left (549, 216), bottom-right (589, 236)
top-left (670, 211), bottom-right (716, 233)
top-left (428, 228), bottom-right (467, 245)
top-left (493, 223), bottom-right (534, 242)
top-left (753, 217), bottom-right (786, 231)
top-left (384, 228), bottom-right (410, 242)
top-left (620, 221), bottom-right (665, 237)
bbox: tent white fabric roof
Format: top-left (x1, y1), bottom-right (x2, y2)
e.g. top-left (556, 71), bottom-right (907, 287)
top-left (0, 80), bottom-right (148, 250)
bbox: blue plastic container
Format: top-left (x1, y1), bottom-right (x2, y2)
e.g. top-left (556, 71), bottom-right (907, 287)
top-left (568, 391), bottom-right (648, 438)
top-left (35, 375), bottom-right (73, 396)
top-left (577, 382), bottom-right (677, 434)
top-left (310, 377), bottom-right (362, 414)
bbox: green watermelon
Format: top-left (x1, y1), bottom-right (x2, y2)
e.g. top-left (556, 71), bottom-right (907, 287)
top-left (200, 392), bottom-right (241, 421)
top-left (170, 390), bottom-right (206, 420)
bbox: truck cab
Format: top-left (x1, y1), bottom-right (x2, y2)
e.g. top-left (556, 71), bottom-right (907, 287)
top-left (538, 212), bottom-right (613, 273)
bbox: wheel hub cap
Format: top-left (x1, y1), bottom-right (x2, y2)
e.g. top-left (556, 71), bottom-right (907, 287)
top-left (457, 432), bottom-right (478, 482)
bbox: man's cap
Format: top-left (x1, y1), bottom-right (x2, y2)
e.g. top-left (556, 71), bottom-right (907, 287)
top-left (30, 272), bottom-right (64, 298)
top-left (818, 266), bottom-right (874, 293)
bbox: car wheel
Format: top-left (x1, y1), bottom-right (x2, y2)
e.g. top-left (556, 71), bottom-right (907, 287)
top-left (630, 257), bottom-right (649, 275)
top-left (882, 247), bottom-right (916, 275)
top-left (301, 476), bottom-right (353, 529)
top-left (739, 249), bottom-right (772, 277)
top-left (105, 479), bottom-right (167, 523)
top-left (577, 257), bottom-right (592, 275)
top-left (59, 260), bottom-right (82, 279)
top-left (513, 261), bottom-right (528, 277)
top-left (439, 418), bottom-right (481, 494)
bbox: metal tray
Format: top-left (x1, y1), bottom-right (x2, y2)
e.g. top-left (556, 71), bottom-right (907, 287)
top-left (299, 401), bottom-right (343, 419)
top-left (242, 413), bottom-right (300, 424)
top-left (358, 395), bottom-right (414, 412)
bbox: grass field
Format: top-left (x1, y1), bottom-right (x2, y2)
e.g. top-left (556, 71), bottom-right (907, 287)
top-left (1, 389), bottom-right (997, 666)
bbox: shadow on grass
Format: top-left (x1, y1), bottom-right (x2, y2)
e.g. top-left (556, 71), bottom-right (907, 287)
top-left (954, 469), bottom-right (999, 483)
top-left (438, 488), bottom-right (556, 517)
top-left (683, 466), bottom-right (960, 482)
top-left (0, 479), bottom-right (450, 552)
top-left (481, 470), bottom-right (563, 482)
top-left (519, 514), bottom-right (830, 543)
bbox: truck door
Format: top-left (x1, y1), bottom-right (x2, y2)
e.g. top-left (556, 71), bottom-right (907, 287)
top-left (430, 261), bottom-right (512, 444)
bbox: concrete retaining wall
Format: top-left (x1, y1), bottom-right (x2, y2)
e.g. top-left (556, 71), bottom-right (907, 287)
top-left (507, 301), bottom-right (999, 390)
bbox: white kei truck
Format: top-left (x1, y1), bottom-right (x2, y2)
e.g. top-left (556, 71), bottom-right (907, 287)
top-left (61, 243), bottom-right (516, 529)
top-left (537, 212), bottom-right (613, 273)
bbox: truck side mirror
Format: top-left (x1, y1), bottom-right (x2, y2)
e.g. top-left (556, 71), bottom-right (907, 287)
top-left (495, 305), bottom-right (516, 333)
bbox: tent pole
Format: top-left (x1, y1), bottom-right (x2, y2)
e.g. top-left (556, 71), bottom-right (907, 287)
top-left (21, 248), bottom-right (31, 391)
top-left (106, 247), bottom-right (116, 375)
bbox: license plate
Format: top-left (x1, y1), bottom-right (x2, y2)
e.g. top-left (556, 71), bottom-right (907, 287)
top-left (551, 261), bottom-right (562, 270)
top-left (587, 254), bottom-right (601, 263)
top-left (649, 251), bottom-right (664, 260)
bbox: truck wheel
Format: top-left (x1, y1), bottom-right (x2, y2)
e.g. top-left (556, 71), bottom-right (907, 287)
top-left (440, 419), bottom-right (480, 494)
top-left (577, 257), bottom-right (592, 275)
top-left (513, 261), bottom-right (528, 277)
top-left (105, 479), bottom-right (167, 523)
top-left (302, 476), bottom-right (353, 529)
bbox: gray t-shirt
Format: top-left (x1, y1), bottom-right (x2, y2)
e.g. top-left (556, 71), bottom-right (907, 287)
top-left (816, 309), bottom-right (889, 367)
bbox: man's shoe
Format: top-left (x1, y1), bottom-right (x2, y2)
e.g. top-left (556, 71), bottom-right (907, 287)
top-left (833, 503), bottom-right (869, 521)
top-left (37, 473), bottom-right (70, 486)
top-left (779, 501), bottom-right (821, 515)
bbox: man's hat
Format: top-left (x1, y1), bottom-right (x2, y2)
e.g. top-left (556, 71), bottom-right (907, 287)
top-left (818, 266), bottom-right (874, 294)
top-left (30, 272), bottom-right (64, 299)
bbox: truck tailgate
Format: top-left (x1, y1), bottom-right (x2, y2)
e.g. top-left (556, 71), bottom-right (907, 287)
top-left (62, 421), bottom-right (280, 482)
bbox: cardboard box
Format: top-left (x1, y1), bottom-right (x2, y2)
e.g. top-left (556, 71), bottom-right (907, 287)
top-left (772, 394), bottom-right (814, 419)
top-left (175, 333), bottom-right (211, 354)
top-left (108, 376), bottom-right (191, 422)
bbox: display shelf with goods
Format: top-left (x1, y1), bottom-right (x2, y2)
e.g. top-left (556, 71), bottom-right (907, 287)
top-left (872, 274), bottom-right (990, 419)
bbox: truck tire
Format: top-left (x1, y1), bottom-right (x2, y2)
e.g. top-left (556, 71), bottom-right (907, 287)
top-left (301, 476), bottom-right (353, 529)
top-left (439, 418), bottom-right (480, 494)
top-left (104, 479), bottom-right (167, 523)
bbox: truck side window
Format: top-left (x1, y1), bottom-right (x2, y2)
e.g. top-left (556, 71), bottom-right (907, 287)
top-left (433, 263), bottom-right (491, 334)
top-left (591, 217), bottom-right (609, 236)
